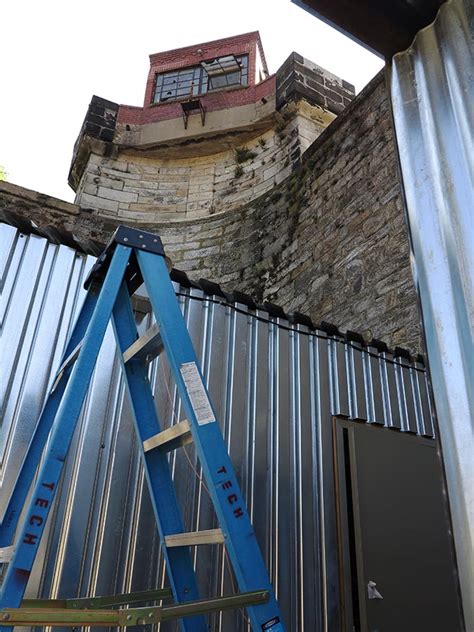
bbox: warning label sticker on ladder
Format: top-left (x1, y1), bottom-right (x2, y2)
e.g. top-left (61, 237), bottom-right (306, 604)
top-left (180, 362), bottom-right (216, 425)
top-left (262, 617), bottom-right (283, 631)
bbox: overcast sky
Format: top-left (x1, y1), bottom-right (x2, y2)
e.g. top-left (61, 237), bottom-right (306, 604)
top-left (1, 1), bottom-right (383, 203)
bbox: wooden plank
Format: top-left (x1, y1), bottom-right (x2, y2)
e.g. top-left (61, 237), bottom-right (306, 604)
top-left (164, 528), bottom-right (224, 548)
top-left (0, 545), bottom-right (15, 563)
top-left (143, 420), bottom-right (192, 453)
top-left (123, 323), bottom-right (163, 363)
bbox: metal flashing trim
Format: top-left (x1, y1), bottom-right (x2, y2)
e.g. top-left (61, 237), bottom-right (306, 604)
top-left (415, 353), bottom-right (425, 366)
top-left (393, 346), bottom-right (412, 362)
top-left (345, 330), bottom-right (365, 346)
top-left (197, 278), bottom-right (227, 298)
top-left (227, 289), bottom-right (257, 309)
top-left (170, 267), bottom-right (201, 289)
top-left (289, 311), bottom-right (313, 329)
top-left (370, 338), bottom-right (390, 353)
top-left (319, 321), bottom-right (342, 337)
top-left (262, 301), bottom-right (287, 319)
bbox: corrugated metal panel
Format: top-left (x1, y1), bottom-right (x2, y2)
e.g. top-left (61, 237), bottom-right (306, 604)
top-left (390, 0), bottom-right (473, 626)
top-left (0, 225), bottom-right (435, 631)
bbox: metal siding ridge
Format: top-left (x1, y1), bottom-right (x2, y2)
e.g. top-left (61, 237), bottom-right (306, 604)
top-left (0, 224), bottom-right (18, 287)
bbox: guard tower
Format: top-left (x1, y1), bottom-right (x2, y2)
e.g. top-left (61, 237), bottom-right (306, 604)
top-left (69, 32), bottom-right (355, 222)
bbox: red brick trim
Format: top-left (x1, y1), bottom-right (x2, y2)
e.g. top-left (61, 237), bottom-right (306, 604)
top-left (117, 75), bottom-right (276, 126)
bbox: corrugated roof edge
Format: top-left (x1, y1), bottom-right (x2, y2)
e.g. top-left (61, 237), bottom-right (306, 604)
top-left (0, 213), bottom-right (424, 366)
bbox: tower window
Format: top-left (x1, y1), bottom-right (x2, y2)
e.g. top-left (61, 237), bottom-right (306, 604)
top-left (153, 55), bottom-right (248, 104)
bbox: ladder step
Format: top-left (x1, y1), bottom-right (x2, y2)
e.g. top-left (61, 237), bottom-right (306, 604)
top-left (51, 342), bottom-right (83, 393)
top-left (123, 323), bottom-right (163, 363)
top-left (164, 529), bottom-right (225, 548)
top-left (143, 420), bottom-right (192, 453)
top-left (0, 545), bottom-right (15, 563)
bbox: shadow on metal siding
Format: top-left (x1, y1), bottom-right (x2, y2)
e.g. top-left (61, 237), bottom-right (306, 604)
top-left (0, 225), bottom-right (434, 631)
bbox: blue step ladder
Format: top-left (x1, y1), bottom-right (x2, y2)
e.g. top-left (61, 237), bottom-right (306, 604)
top-left (0, 226), bottom-right (285, 632)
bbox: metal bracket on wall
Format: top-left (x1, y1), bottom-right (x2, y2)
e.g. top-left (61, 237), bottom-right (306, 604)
top-left (181, 98), bottom-right (206, 129)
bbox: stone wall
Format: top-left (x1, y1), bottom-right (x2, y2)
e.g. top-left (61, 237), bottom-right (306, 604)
top-left (74, 102), bottom-right (333, 222)
top-left (69, 96), bottom-right (119, 190)
top-left (153, 72), bottom-right (421, 352)
top-left (276, 52), bottom-right (355, 114)
top-left (0, 71), bottom-right (422, 353)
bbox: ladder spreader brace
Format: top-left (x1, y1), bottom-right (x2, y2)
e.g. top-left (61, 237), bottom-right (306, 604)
top-left (0, 226), bottom-right (286, 632)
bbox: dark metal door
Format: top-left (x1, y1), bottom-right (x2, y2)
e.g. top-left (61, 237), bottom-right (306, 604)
top-left (335, 420), bottom-right (463, 632)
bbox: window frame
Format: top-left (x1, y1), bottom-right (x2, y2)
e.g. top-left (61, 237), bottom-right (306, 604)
top-left (152, 54), bottom-right (249, 105)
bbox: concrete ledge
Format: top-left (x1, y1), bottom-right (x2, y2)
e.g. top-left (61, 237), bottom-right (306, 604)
top-left (0, 181), bottom-right (108, 254)
top-left (0, 181), bottom-right (80, 215)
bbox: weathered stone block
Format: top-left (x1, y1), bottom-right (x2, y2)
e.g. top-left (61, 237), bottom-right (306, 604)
top-left (81, 193), bottom-right (119, 213)
top-left (97, 187), bottom-right (138, 203)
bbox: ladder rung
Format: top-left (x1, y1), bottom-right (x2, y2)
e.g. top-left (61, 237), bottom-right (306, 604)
top-left (143, 420), bottom-right (192, 453)
top-left (123, 323), bottom-right (163, 363)
top-left (50, 342), bottom-right (83, 393)
top-left (0, 545), bottom-right (15, 563)
top-left (164, 528), bottom-right (225, 548)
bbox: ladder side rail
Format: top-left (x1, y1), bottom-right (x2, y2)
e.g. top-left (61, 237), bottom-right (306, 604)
top-left (137, 250), bottom-right (286, 632)
top-left (0, 292), bottom-right (99, 549)
top-left (0, 245), bottom-right (132, 620)
top-left (111, 284), bottom-right (207, 632)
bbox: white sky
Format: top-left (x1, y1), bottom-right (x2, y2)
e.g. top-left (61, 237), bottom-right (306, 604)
top-left (0, 0), bottom-right (383, 203)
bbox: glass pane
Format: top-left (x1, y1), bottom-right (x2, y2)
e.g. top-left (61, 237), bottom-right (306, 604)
top-left (161, 87), bottom-right (176, 100)
top-left (225, 71), bottom-right (240, 85)
top-left (177, 79), bottom-right (192, 89)
top-left (178, 71), bottom-right (194, 81)
top-left (209, 75), bottom-right (226, 90)
top-left (162, 75), bottom-right (177, 86)
top-left (218, 55), bottom-right (238, 70)
top-left (202, 55), bottom-right (240, 76)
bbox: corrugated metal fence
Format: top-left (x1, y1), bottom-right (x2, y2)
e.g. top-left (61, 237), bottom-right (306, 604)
top-left (391, 0), bottom-right (473, 625)
top-left (0, 224), bottom-right (435, 631)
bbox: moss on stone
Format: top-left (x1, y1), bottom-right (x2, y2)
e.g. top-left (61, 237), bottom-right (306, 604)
top-left (234, 147), bottom-right (258, 163)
